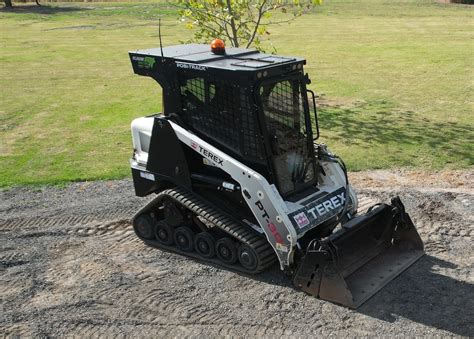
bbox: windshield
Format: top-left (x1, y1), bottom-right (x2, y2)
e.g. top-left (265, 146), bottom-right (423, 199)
top-left (260, 78), bottom-right (315, 195)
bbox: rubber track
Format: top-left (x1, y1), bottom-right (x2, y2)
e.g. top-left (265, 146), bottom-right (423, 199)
top-left (133, 187), bottom-right (276, 274)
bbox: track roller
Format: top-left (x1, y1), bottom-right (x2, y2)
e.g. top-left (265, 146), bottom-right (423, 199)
top-left (133, 214), bottom-right (155, 240)
top-left (238, 244), bottom-right (259, 271)
top-left (194, 232), bottom-right (216, 258)
top-left (216, 238), bottom-right (238, 264)
top-left (174, 226), bottom-right (195, 252)
top-left (154, 221), bottom-right (174, 245)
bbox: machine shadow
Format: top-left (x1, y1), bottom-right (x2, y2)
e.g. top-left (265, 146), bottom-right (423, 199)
top-left (143, 245), bottom-right (474, 336)
top-left (356, 255), bottom-right (474, 336)
top-left (0, 5), bottom-right (89, 15)
top-left (316, 101), bottom-right (473, 165)
top-left (188, 243), bottom-right (473, 335)
top-left (230, 253), bottom-right (473, 335)
top-left (254, 254), bottom-right (473, 335)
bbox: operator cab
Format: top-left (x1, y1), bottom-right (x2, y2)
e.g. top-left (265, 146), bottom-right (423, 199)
top-left (129, 41), bottom-right (319, 198)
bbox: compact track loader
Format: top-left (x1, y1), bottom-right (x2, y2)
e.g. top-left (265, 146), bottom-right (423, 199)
top-left (129, 40), bottom-right (424, 308)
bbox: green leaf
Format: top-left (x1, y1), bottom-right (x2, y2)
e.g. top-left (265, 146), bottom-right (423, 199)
top-left (177, 0), bottom-right (321, 49)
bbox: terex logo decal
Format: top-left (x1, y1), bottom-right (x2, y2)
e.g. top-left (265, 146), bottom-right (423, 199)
top-left (255, 200), bottom-right (283, 244)
top-left (289, 188), bottom-right (346, 231)
top-left (307, 191), bottom-right (345, 219)
top-left (191, 142), bottom-right (223, 166)
top-left (293, 212), bottom-right (310, 228)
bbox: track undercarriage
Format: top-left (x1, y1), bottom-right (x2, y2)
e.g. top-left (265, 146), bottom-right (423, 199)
top-left (133, 187), bottom-right (276, 274)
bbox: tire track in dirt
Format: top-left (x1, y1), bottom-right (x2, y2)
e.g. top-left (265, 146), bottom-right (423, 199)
top-left (1, 184), bottom-right (473, 337)
top-left (2, 195), bottom-right (379, 237)
top-left (0, 207), bottom-right (137, 232)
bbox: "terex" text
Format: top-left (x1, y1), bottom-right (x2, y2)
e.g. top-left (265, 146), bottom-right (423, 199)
top-left (307, 192), bottom-right (345, 219)
top-left (197, 146), bottom-right (224, 166)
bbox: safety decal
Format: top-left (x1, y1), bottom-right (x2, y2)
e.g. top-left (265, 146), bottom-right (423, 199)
top-left (140, 171), bottom-right (155, 181)
top-left (133, 56), bottom-right (155, 69)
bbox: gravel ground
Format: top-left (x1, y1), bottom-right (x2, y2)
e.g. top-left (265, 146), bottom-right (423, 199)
top-left (1, 171), bottom-right (473, 337)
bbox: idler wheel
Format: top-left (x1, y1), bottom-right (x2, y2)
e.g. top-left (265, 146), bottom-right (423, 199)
top-left (238, 244), bottom-right (258, 271)
top-left (194, 232), bottom-right (216, 258)
top-left (215, 238), bottom-right (237, 264)
top-left (174, 226), bottom-right (195, 252)
top-left (154, 221), bottom-right (174, 246)
top-left (133, 214), bottom-right (155, 240)
top-left (163, 200), bottom-right (184, 227)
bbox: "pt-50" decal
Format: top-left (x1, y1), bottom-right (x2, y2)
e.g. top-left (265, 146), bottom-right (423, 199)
top-left (254, 200), bottom-right (289, 253)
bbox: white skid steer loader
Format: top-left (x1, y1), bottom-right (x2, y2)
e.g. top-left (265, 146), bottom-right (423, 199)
top-left (128, 40), bottom-right (424, 308)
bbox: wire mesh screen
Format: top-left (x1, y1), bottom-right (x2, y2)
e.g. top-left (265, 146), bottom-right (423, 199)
top-left (239, 86), bottom-right (263, 159)
top-left (260, 80), bottom-right (306, 134)
top-left (179, 74), bottom-right (263, 160)
top-left (260, 79), bottom-right (314, 195)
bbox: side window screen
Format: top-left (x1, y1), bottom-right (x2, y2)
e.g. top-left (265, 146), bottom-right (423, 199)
top-left (260, 80), bottom-right (305, 134)
top-left (179, 76), bottom-right (240, 152)
top-left (178, 74), bottom-right (263, 161)
top-left (260, 79), bottom-right (314, 195)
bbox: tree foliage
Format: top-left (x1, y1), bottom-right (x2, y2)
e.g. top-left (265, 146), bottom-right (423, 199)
top-left (176, 0), bottom-right (322, 50)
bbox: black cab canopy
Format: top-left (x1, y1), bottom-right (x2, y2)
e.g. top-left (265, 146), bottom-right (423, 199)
top-left (128, 44), bottom-right (310, 175)
top-left (129, 43), bottom-right (305, 80)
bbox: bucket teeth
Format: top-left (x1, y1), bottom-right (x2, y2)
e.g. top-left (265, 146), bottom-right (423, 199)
top-left (293, 197), bottom-right (424, 308)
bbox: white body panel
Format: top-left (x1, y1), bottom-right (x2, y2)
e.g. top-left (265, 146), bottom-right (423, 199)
top-left (131, 116), bottom-right (154, 165)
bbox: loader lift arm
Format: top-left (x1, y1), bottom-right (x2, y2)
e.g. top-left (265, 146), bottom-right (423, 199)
top-left (167, 120), bottom-right (299, 269)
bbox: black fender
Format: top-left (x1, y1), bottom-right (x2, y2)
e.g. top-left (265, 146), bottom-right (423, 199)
top-left (133, 117), bottom-right (191, 196)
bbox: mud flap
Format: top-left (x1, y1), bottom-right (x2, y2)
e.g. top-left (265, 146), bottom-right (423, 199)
top-left (293, 197), bottom-right (424, 308)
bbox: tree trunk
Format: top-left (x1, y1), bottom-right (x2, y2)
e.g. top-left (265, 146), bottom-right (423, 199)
top-left (35, 0), bottom-right (41, 6)
top-left (4, 0), bottom-right (13, 8)
top-left (225, 0), bottom-right (239, 47)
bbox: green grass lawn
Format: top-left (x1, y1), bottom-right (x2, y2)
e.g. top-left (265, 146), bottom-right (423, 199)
top-left (0, 0), bottom-right (473, 187)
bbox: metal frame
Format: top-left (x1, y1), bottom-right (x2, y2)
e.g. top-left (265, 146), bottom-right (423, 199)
top-left (307, 89), bottom-right (320, 140)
